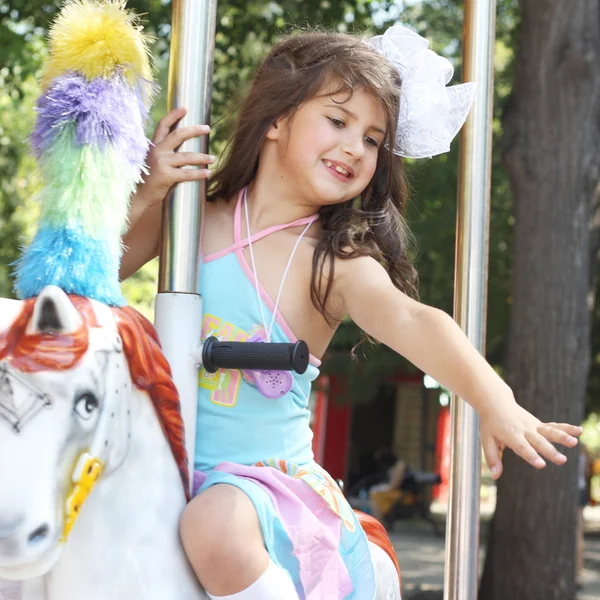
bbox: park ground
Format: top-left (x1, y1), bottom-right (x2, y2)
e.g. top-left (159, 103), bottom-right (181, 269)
top-left (393, 502), bottom-right (600, 600)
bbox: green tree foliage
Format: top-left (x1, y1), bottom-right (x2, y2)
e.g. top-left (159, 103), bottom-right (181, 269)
top-left (0, 13), bottom-right (46, 298)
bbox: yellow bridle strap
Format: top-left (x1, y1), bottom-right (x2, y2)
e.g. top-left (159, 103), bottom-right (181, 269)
top-left (61, 453), bottom-right (104, 542)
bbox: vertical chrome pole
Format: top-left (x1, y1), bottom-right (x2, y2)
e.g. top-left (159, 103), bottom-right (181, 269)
top-left (444, 1), bottom-right (497, 599)
top-left (155, 0), bottom-right (217, 493)
top-left (159, 0), bottom-right (218, 293)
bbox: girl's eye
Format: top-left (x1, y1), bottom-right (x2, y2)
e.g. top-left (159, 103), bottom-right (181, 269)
top-left (365, 136), bottom-right (380, 148)
top-left (327, 117), bottom-right (345, 128)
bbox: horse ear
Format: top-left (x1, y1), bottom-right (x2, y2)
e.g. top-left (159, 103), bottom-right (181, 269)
top-left (28, 286), bottom-right (82, 335)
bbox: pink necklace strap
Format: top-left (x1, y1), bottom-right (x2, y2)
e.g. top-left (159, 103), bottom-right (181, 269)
top-left (206, 186), bottom-right (319, 263)
top-left (243, 187), bottom-right (317, 341)
top-left (234, 187), bottom-right (319, 245)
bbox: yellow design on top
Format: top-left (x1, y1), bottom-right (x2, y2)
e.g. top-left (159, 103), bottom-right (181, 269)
top-left (43, 0), bottom-right (153, 88)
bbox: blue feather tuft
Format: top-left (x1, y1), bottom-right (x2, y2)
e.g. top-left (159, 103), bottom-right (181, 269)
top-left (14, 225), bottom-right (126, 306)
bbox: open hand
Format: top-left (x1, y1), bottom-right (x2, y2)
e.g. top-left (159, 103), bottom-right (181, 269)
top-left (479, 394), bottom-right (582, 479)
top-left (137, 107), bottom-right (215, 208)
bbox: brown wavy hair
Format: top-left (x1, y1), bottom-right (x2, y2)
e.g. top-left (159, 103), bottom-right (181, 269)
top-left (209, 31), bottom-right (418, 323)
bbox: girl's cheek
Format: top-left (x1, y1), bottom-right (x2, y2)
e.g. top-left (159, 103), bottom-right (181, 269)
top-left (365, 159), bottom-right (378, 182)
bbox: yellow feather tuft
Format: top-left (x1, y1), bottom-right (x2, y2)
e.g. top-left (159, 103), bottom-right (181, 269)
top-left (42, 0), bottom-right (153, 88)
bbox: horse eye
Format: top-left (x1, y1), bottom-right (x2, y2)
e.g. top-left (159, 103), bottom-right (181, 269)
top-left (73, 393), bottom-right (99, 420)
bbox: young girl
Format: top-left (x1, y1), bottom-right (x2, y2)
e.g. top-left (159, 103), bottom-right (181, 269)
top-left (121, 25), bottom-right (581, 600)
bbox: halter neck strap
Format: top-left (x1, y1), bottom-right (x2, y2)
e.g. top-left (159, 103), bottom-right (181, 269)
top-left (203, 187), bottom-right (319, 264)
top-left (243, 188), bottom-right (317, 341)
top-left (233, 187), bottom-right (319, 247)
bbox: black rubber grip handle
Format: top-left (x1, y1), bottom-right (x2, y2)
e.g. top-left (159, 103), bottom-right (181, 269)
top-left (202, 336), bottom-right (309, 374)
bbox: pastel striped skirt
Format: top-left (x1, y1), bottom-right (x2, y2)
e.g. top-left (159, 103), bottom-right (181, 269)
top-left (193, 460), bottom-right (377, 599)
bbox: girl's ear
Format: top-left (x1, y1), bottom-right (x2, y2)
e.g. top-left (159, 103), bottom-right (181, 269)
top-left (266, 112), bottom-right (291, 141)
top-left (265, 120), bottom-right (281, 141)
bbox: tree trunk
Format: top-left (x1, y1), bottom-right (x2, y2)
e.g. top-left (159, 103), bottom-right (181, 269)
top-left (479, 1), bottom-right (600, 599)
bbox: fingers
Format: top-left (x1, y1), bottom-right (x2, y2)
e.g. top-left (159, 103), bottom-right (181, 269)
top-left (178, 167), bottom-right (212, 182)
top-left (545, 422), bottom-right (583, 439)
top-left (538, 423), bottom-right (580, 448)
top-left (167, 151), bottom-right (214, 183)
top-left (481, 399), bottom-right (583, 474)
top-left (504, 421), bottom-right (580, 472)
top-left (152, 107), bottom-right (188, 144)
top-left (163, 124), bottom-right (211, 152)
top-left (481, 433), bottom-right (503, 479)
top-left (170, 152), bottom-right (216, 168)
top-left (526, 431), bottom-right (566, 466)
top-left (509, 436), bottom-right (546, 470)
top-left (146, 108), bottom-right (214, 188)
top-left (151, 107), bottom-right (211, 151)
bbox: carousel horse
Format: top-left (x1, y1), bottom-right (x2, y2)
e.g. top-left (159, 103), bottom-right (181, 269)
top-left (0, 286), bottom-right (206, 600)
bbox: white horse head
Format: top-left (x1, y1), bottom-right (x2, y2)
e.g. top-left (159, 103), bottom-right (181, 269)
top-left (0, 286), bottom-right (131, 578)
top-left (0, 286), bottom-right (200, 600)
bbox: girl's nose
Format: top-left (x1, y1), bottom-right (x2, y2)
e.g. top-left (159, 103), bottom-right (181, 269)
top-left (342, 136), bottom-right (364, 159)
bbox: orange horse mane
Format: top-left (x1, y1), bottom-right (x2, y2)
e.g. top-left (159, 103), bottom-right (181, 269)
top-left (112, 305), bottom-right (189, 499)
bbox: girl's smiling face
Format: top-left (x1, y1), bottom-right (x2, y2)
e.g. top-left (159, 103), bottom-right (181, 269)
top-left (265, 81), bottom-right (388, 207)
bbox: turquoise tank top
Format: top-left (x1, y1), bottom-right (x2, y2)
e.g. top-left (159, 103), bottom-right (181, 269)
top-left (194, 189), bottom-right (321, 471)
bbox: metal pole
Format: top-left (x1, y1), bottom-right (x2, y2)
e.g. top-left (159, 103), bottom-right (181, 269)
top-left (443, 1), bottom-right (497, 599)
top-left (155, 0), bottom-right (217, 493)
top-left (158, 0), bottom-right (218, 293)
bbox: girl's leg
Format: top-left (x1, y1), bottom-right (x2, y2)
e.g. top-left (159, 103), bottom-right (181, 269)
top-left (179, 483), bottom-right (299, 599)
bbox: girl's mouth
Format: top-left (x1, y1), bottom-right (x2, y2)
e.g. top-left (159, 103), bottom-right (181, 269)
top-left (322, 159), bottom-right (354, 181)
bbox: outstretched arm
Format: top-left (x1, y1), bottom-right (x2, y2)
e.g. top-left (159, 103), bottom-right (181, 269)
top-left (335, 255), bottom-right (581, 479)
top-left (120, 107), bottom-right (214, 280)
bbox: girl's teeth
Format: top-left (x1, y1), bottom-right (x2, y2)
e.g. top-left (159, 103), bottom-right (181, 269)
top-left (325, 161), bottom-right (349, 177)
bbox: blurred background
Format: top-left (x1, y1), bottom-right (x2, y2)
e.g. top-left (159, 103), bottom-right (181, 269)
top-left (1, 1), bottom-right (599, 598)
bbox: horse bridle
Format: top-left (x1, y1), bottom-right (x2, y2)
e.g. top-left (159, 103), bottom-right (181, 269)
top-left (0, 361), bottom-right (52, 433)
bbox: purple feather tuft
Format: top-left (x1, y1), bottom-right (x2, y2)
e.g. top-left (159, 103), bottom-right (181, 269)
top-left (30, 72), bottom-right (154, 168)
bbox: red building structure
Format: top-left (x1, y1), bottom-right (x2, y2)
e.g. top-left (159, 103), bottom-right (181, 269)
top-left (311, 374), bottom-right (448, 495)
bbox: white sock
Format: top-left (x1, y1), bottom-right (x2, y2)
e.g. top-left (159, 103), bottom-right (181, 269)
top-left (206, 559), bottom-right (300, 600)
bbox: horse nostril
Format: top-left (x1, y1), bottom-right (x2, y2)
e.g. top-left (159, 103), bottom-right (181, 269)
top-left (27, 524), bottom-right (50, 545)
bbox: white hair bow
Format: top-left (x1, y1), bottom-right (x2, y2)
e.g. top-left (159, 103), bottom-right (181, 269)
top-left (368, 24), bottom-right (476, 159)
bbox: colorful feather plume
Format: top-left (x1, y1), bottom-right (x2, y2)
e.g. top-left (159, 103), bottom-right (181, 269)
top-left (15, 0), bottom-right (155, 306)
